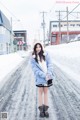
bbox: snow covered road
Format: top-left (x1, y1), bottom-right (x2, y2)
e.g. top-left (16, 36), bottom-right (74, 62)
top-left (50, 64), bottom-right (80, 120)
top-left (0, 56), bottom-right (80, 120)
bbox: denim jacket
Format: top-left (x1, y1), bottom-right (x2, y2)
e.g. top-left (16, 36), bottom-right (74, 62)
top-left (30, 52), bottom-right (54, 85)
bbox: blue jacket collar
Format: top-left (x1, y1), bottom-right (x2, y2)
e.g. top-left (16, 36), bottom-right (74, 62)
top-left (32, 58), bottom-right (45, 72)
top-left (32, 51), bottom-right (48, 72)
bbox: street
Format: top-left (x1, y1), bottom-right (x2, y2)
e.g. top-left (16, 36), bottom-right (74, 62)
top-left (0, 56), bottom-right (80, 120)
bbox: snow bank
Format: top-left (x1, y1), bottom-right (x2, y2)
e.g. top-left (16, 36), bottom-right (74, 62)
top-left (0, 51), bottom-right (30, 86)
top-left (46, 41), bottom-right (80, 82)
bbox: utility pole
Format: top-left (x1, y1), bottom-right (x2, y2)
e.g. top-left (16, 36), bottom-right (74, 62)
top-left (47, 30), bottom-right (49, 45)
top-left (10, 17), bottom-right (13, 52)
top-left (40, 11), bottom-right (47, 47)
top-left (49, 21), bottom-right (52, 45)
top-left (59, 11), bottom-right (61, 43)
top-left (56, 6), bottom-right (80, 43)
top-left (55, 10), bottom-right (61, 43)
top-left (66, 7), bottom-right (69, 42)
top-left (56, 9), bottom-right (69, 43)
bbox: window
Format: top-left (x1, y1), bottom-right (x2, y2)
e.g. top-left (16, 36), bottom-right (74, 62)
top-left (51, 36), bottom-right (56, 42)
top-left (76, 24), bottom-right (80, 26)
top-left (64, 24), bottom-right (67, 26)
top-left (53, 25), bottom-right (57, 27)
top-left (70, 24), bottom-right (75, 26)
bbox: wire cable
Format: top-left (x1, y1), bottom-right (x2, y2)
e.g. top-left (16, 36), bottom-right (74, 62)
top-left (62, 3), bottom-right (80, 20)
top-left (0, 1), bottom-right (19, 20)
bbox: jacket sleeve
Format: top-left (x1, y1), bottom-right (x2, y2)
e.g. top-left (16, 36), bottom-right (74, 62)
top-left (46, 53), bottom-right (54, 77)
top-left (31, 58), bottom-right (46, 78)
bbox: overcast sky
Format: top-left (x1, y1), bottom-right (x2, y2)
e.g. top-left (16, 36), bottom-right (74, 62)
top-left (0, 0), bottom-right (80, 45)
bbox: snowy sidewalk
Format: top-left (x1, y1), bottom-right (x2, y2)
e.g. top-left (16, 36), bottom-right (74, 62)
top-left (0, 50), bottom-right (30, 90)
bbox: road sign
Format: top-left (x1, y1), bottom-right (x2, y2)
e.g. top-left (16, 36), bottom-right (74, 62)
top-left (18, 41), bottom-right (23, 45)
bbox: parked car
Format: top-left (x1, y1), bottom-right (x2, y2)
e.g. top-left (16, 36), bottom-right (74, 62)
top-left (70, 34), bottom-right (80, 42)
top-left (74, 34), bottom-right (80, 41)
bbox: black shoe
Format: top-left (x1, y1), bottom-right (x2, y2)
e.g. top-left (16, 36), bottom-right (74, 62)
top-left (43, 105), bottom-right (49, 118)
top-left (44, 111), bottom-right (49, 118)
top-left (40, 112), bottom-right (44, 117)
top-left (38, 106), bottom-right (44, 117)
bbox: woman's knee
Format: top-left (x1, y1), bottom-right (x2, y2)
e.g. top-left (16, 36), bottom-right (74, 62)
top-left (43, 87), bottom-right (48, 94)
top-left (38, 87), bottom-right (43, 95)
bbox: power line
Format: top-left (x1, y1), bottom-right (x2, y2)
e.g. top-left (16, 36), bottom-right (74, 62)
top-left (0, 1), bottom-right (25, 30)
top-left (0, 1), bottom-right (19, 20)
top-left (62, 3), bottom-right (80, 20)
top-left (55, 2), bottom-right (80, 43)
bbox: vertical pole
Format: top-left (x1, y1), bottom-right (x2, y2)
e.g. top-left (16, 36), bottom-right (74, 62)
top-left (11, 17), bottom-right (13, 52)
top-left (49, 21), bottom-right (51, 45)
top-left (47, 30), bottom-right (49, 45)
top-left (67, 7), bottom-right (69, 42)
top-left (43, 12), bottom-right (45, 46)
top-left (40, 12), bottom-right (46, 47)
top-left (59, 11), bottom-right (61, 43)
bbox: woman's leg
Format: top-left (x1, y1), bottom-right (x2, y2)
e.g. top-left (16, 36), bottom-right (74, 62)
top-left (38, 87), bottom-right (44, 117)
top-left (43, 87), bottom-right (49, 117)
top-left (38, 87), bottom-right (44, 106)
top-left (43, 87), bottom-right (48, 105)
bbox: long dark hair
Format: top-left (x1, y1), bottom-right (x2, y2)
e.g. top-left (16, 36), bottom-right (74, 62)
top-left (32, 43), bottom-right (45, 63)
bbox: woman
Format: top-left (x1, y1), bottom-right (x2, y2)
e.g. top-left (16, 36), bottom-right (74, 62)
top-left (30, 43), bottom-right (54, 118)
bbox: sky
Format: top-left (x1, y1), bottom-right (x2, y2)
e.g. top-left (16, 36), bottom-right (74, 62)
top-left (0, 0), bottom-right (80, 44)
top-left (0, 41), bottom-right (80, 90)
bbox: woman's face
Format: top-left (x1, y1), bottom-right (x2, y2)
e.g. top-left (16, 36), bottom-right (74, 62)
top-left (36, 44), bottom-right (41, 54)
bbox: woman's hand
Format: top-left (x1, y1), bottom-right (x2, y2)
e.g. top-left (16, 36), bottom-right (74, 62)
top-left (46, 73), bottom-right (51, 81)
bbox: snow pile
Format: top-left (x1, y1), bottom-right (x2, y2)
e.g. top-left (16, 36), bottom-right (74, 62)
top-left (46, 41), bottom-right (80, 82)
top-left (0, 51), bottom-right (30, 84)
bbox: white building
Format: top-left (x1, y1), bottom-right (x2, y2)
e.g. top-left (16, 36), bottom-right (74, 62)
top-left (0, 10), bottom-right (11, 54)
top-left (49, 20), bottom-right (80, 44)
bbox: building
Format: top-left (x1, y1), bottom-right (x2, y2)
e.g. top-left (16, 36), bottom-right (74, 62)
top-left (13, 30), bottom-right (27, 50)
top-left (49, 20), bottom-right (80, 45)
top-left (0, 10), bottom-right (11, 54)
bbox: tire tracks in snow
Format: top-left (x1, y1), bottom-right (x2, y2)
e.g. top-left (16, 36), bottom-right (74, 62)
top-left (0, 56), bottom-right (80, 120)
top-left (49, 64), bottom-right (80, 120)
